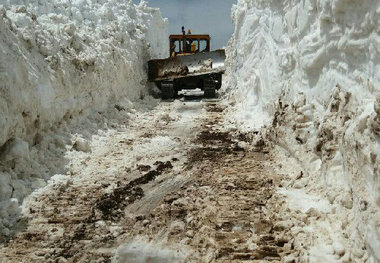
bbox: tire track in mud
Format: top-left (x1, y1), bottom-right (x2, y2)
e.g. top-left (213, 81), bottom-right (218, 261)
top-left (189, 104), bottom-right (294, 262)
top-left (124, 102), bottom-right (297, 262)
top-left (55, 160), bottom-right (176, 260)
top-left (0, 102), bottom-right (194, 262)
top-left (0, 159), bottom-right (178, 262)
top-left (95, 160), bottom-right (174, 220)
top-left (0, 101), bottom-right (298, 262)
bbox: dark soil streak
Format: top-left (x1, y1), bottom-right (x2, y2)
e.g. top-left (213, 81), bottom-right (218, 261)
top-left (96, 161), bottom-right (173, 220)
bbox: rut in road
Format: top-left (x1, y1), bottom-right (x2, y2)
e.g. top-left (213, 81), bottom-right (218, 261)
top-left (0, 101), bottom-right (298, 262)
top-left (131, 102), bottom-right (297, 262)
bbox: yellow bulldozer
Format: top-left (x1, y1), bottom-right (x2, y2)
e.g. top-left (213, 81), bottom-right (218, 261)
top-left (148, 27), bottom-right (226, 99)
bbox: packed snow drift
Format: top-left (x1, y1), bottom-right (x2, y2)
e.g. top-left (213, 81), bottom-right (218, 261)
top-left (0, 0), bottom-right (168, 237)
top-left (224, 0), bottom-right (380, 261)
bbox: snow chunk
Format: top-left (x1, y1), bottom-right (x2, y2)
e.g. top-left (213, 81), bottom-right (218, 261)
top-left (114, 241), bottom-right (186, 263)
top-left (73, 137), bottom-right (91, 153)
top-left (278, 188), bottom-right (331, 214)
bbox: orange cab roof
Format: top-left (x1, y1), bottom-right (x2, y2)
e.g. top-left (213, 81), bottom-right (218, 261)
top-left (169, 34), bottom-right (210, 40)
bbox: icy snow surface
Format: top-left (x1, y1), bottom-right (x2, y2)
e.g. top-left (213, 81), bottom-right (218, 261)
top-left (223, 0), bottom-right (380, 261)
top-left (115, 240), bottom-right (186, 263)
top-left (0, 0), bottom-right (168, 237)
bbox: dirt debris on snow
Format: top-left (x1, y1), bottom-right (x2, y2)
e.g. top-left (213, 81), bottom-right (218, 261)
top-left (224, 0), bottom-right (379, 260)
top-left (95, 161), bottom-right (173, 220)
top-left (0, 0), bottom-right (169, 235)
top-left (133, 102), bottom-right (298, 262)
top-left (0, 100), bottom-right (307, 262)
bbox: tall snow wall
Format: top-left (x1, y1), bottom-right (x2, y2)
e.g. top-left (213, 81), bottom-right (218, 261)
top-left (224, 0), bottom-right (380, 261)
top-left (0, 0), bottom-right (167, 236)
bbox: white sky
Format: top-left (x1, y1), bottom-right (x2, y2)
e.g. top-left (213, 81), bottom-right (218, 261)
top-left (134, 0), bottom-right (237, 50)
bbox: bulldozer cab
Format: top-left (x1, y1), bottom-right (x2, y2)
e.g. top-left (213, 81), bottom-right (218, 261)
top-left (170, 34), bottom-right (210, 57)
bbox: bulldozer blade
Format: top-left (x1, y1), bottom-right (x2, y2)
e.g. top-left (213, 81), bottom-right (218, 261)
top-left (148, 49), bottom-right (226, 82)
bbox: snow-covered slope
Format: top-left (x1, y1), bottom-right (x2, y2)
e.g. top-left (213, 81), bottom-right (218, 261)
top-left (224, 0), bottom-right (380, 261)
top-left (0, 0), bottom-right (167, 237)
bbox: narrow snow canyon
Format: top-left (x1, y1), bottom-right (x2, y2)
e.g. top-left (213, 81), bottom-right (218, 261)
top-left (0, 0), bottom-right (379, 262)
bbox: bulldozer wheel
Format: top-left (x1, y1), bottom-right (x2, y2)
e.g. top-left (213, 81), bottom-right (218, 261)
top-left (204, 79), bottom-right (217, 98)
top-left (204, 88), bottom-right (216, 98)
top-left (161, 83), bottom-right (175, 100)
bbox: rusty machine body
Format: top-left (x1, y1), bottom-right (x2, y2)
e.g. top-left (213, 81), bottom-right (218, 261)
top-left (148, 27), bottom-right (226, 99)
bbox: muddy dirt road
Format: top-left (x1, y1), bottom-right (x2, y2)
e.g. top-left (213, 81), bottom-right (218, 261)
top-left (0, 100), bottom-right (299, 262)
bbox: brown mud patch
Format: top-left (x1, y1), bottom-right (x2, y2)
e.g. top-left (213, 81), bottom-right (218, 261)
top-left (0, 101), bottom-right (298, 262)
top-left (129, 102), bottom-right (296, 262)
top-left (96, 161), bottom-right (173, 220)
